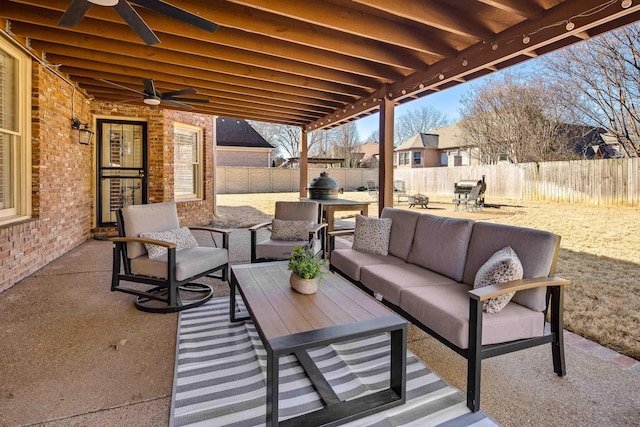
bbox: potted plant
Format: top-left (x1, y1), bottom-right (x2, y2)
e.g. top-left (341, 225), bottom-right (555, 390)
top-left (288, 241), bottom-right (325, 294)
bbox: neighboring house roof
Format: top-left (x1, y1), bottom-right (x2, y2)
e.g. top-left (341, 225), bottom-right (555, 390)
top-left (357, 141), bottom-right (380, 163)
top-left (431, 123), bottom-right (465, 149)
top-left (216, 117), bottom-right (275, 149)
top-left (395, 133), bottom-right (439, 151)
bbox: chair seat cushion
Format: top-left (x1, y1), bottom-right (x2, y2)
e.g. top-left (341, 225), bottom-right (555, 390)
top-left (330, 248), bottom-right (405, 282)
top-left (131, 247), bottom-right (228, 282)
top-left (255, 238), bottom-right (321, 261)
top-left (400, 283), bottom-right (544, 349)
top-left (360, 263), bottom-right (458, 306)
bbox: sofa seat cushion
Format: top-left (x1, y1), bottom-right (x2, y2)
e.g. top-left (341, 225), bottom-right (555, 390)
top-left (330, 248), bottom-right (405, 282)
top-left (256, 238), bottom-right (321, 261)
top-left (400, 283), bottom-right (544, 349)
top-left (131, 247), bottom-right (228, 282)
top-left (360, 263), bottom-right (458, 306)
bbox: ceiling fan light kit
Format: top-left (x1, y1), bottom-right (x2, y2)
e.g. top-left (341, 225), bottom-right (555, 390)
top-left (143, 97), bottom-right (161, 106)
top-left (88, 0), bottom-right (118, 6)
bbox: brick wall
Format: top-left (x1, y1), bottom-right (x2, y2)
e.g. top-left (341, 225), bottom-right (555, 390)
top-left (0, 63), bottom-right (93, 292)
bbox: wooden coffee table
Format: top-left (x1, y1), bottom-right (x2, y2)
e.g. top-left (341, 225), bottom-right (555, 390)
top-left (230, 261), bottom-right (407, 427)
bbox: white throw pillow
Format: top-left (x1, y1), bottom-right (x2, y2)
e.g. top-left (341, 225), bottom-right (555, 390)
top-left (271, 219), bottom-right (313, 241)
top-left (139, 227), bottom-right (198, 259)
top-left (474, 246), bottom-right (523, 314)
top-left (352, 215), bottom-right (392, 256)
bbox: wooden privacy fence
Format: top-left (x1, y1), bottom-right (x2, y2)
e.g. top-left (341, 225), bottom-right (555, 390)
top-left (216, 158), bottom-right (639, 207)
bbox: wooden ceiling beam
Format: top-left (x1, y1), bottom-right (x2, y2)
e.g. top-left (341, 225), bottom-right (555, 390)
top-left (10, 0), bottom-right (434, 71)
top-left (46, 53), bottom-right (357, 106)
top-left (477, 0), bottom-right (544, 21)
top-left (9, 0), bottom-right (407, 81)
top-left (12, 23), bottom-right (376, 96)
top-left (228, 0), bottom-right (457, 58)
top-left (353, 0), bottom-right (494, 40)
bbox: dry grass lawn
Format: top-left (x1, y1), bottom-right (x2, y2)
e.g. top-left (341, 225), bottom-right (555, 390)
top-left (213, 192), bottom-right (640, 360)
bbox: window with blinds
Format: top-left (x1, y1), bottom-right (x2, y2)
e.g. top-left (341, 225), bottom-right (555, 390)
top-left (174, 124), bottom-right (203, 201)
top-left (0, 35), bottom-right (30, 224)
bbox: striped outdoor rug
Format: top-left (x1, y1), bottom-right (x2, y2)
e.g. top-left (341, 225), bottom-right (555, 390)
top-left (170, 297), bottom-right (499, 427)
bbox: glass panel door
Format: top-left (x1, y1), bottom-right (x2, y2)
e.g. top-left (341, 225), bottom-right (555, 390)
top-left (97, 120), bottom-right (147, 226)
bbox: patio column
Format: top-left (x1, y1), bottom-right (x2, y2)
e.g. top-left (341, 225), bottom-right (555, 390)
top-left (299, 127), bottom-right (308, 198)
top-left (379, 96), bottom-right (395, 215)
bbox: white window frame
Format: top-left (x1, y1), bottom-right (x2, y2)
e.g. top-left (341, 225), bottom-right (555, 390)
top-left (173, 123), bottom-right (203, 201)
top-left (0, 35), bottom-right (31, 225)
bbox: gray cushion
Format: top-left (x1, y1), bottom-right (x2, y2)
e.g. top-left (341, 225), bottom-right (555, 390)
top-left (121, 202), bottom-right (180, 259)
top-left (130, 247), bottom-right (228, 282)
top-left (463, 222), bottom-right (559, 311)
top-left (360, 263), bottom-right (458, 306)
top-left (256, 238), bottom-right (321, 261)
top-left (474, 246), bottom-right (523, 314)
top-left (380, 208), bottom-right (421, 260)
top-left (330, 248), bottom-right (405, 282)
top-left (275, 201), bottom-right (318, 222)
top-left (139, 227), bottom-right (198, 259)
top-left (400, 283), bottom-right (544, 349)
top-left (352, 215), bottom-right (392, 256)
top-left (407, 214), bottom-right (475, 282)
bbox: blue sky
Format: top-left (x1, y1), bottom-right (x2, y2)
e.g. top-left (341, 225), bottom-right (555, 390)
top-left (355, 61), bottom-right (537, 139)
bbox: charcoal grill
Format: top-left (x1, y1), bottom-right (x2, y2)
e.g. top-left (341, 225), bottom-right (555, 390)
top-left (308, 171), bottom-right (340, 200)
top-left (454, 176), bottom-right (486, 206)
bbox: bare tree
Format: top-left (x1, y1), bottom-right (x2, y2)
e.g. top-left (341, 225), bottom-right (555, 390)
top-left (331, 122), bottom-right (361, 167)
top-left (541, 23), bottom-right (640, 157)
top-left (249, 121), bottom-right (317, 159)
top-left (458, 73), bottom-right (583, 164)
top-left (395, 105), bottom-right (451, 145)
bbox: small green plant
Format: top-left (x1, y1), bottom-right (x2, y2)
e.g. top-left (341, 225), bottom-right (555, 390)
top-left (288, 241), bottom-right (326, 280)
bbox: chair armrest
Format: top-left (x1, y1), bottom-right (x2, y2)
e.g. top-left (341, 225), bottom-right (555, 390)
top-left (308, 223), bottom-right (328, 234)
top-left (110, 236), bottom-right (177, 249)
top-left (327, 229), bottom-right (355, 238)
top-left (188, 226), bottom-right (231, 235)
top-left (249, 221), bottom-right (272, 232)
top-left (469, 277), bottom-right (571, 301)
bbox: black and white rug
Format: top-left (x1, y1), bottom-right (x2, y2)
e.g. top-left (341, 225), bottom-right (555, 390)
top-left (170, 298), bottom-right (499, 427)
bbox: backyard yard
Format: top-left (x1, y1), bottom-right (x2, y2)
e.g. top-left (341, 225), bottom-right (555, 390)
top-left (213, 191), bottom-right (640, 360)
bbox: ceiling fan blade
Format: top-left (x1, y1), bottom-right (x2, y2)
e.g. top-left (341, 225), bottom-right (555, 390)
top-left (161, 99), bottom-right (194, 110)
top-left (168, 97), bottom-right (210, 104)
top-left (129, 0), bottom-right (219, 32)
top-left (58, 0), bottom-right (93, 27)
top-left (161, 88), bottom-right (197, 97)
top-left (96, 78), bottom-right (147, 96)
top-left (142, 78), bottom-right (157, 96)
top-left (113, 1), bottom-right (161, 45)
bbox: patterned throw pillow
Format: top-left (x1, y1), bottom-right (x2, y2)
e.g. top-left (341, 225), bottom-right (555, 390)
top-left (474, 246), bottom-right (523, 314)
top-left (352, 215), bottom-right (392, 256)
top-left (139, 227), bottom-right (198, 259)
top-left (270, 219), bottom-right (313, 241)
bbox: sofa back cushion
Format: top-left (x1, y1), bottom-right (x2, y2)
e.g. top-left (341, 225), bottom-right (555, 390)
top-left (380, 208), bottom-right (421, 260)
top-left (407, 214), bottom-right (475, 282)
top-left (463, 222), bottom-right (560, 311)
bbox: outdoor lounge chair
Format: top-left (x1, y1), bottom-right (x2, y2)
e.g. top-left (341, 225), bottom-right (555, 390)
top-left (453, 184), bottom-right (484, 212)
top-left (394, 180), bottom-right (409, 205)
top-left (367, 180), bottom-right (379, 202)
top-left (250, 201), bottom-right (327, 263)
top-left (111, 202), bottom-right (230, 313)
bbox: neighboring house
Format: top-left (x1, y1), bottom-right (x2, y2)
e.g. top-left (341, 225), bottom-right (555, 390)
top-left (355, 141), bottom-right (379, 168)
top-left (394, 124), bottom-right (475, 168)
top-left (216, 117), bottom-right (275, 167)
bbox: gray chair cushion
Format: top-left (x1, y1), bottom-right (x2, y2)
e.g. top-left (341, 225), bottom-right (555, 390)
top-left (407, 214), bottom-right (475, 282)
top-left (400, 283), bottom-right (544, 349)
top-left (121, 202), bottom-right (180, 259)
top-left (380, 208), bottom-right (421, 261)
top-left (330, 248), bottom-right (405, 282)
top-left (463, 222), bottom-right (559, 311)
top-left (130, 247), bottom-right (228, 282)
top-left (360, 263), bottom-right (458, 306)
top-left (255, 238), bottom-right (321, 261)
top-left (275, 201), bottom-right (319, 222)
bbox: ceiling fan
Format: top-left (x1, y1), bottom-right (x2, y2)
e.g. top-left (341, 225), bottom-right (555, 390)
top-left (97, 77), bottom-right (210, 110)
top-left (58, 0), bottom-right (219, 45)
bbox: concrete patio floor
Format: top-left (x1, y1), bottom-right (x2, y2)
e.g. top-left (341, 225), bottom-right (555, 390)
top-left (1, 230), bottom-right (638, 426)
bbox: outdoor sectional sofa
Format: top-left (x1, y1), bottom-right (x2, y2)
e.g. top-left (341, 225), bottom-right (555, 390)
top-left (329, 208), bottom-right (570, 412)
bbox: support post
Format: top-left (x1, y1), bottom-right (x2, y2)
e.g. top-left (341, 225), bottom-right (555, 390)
top-left (299, 128), bottom-right (308, 198)
top-left (379, 96), bottom-right (395, 216)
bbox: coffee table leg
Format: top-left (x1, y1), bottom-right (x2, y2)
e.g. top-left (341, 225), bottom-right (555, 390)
top-left (390, 326), bottom-right (407, 401)
top-left (229, 272), bottom-right (249, 322)
top-left (266, 349), bottom-right (279, 426)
